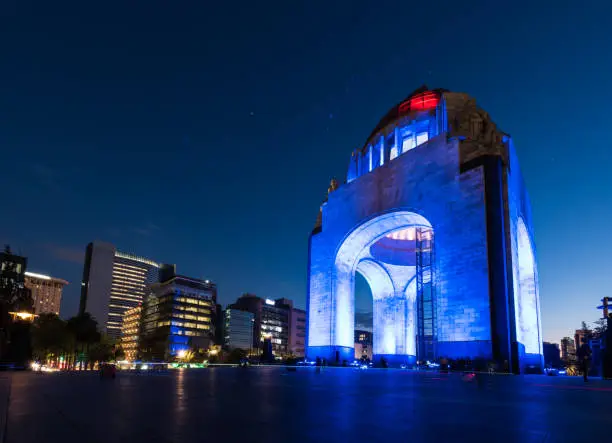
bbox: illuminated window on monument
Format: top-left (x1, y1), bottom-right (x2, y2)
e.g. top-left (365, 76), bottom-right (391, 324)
top-left (416, 132), bottom-right (428, 146)
top-left (402, 135), bottom-right (415, 153)
top-left (390, 146), bottom-right (398, 160)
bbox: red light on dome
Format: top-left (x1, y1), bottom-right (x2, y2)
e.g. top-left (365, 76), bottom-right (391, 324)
top-left (398, 91), bottom-right (439, 113)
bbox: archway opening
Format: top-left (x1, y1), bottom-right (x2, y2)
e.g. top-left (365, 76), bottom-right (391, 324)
top-left (332, 211), bottom-right (435, 366)
top-left (354, 273), bottom-right (373, 361)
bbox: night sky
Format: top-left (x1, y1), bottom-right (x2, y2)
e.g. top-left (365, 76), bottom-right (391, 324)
top-left (2, 1), bottom-right (611, 343)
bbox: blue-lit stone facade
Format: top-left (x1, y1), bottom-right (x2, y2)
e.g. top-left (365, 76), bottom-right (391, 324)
top-left (307, 87), bottom-right (543, 373)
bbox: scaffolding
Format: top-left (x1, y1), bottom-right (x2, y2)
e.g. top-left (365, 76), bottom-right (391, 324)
top-left (416, 227), bottom-right (436, 362)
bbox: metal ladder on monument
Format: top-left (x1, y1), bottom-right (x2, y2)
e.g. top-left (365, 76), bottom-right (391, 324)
top-left (416, 227), bottom-right (436, 363)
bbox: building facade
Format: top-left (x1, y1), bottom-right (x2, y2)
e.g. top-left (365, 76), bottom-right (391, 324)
top-left (223, 309), bottom-right (254, 351)
top-left (24, 272), bottom-right (68, 315)
top-left (260, 298), bottom-right (291, 357)
top-left (0, 246), bottom-right (29, 310)
top-left (120, 304), bottom-right (142, 362)
top-left (290, 308), bottom-right (306, 357)
top-left (229, 294), bottom-right (303, 358)
top-left (560, 337), bottom-right (576, 364)
top-left (355, 330), bottom-right (373, 360)
top-left (139, 273), bottom-right (216, 360)
top-left (574, 329), bottom-right (592, 351)
top-left (307, 87), bottom-right (543, 373)
top-left (79, 242), bottom-right (164, 338)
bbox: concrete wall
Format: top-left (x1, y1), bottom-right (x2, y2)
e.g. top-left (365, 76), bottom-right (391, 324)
top-left (506, 140), bottom-right (544, 370)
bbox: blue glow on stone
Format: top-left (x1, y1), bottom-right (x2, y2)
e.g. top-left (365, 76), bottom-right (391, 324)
top-left (515, 218), bottom-right (541, 355)
top-left (308, 98), bottom-right (542, 371)
top-left (309, 210), bottom-right (431, 357)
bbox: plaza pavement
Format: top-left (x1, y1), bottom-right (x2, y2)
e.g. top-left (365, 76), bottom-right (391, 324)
top-left (4, 367), bottom-right (612, 443)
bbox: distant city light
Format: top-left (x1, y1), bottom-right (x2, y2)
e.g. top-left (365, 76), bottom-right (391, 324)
top-left (177, 350), bottom-right (187, 359)
top-left (265, 299), bottom-right (275, 306)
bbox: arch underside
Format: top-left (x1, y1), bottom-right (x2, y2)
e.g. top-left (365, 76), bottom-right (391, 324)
top-left (332, 210), bottom-right (433, 363)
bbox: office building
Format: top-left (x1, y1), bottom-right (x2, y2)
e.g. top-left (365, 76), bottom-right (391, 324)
top-left (290, 308), bottom-right (306, 357)
top-left (120, 304), bottom-right (142, 362)
top-left (355, 330), bottom-right (373, 360)
top-left (24, 272), bottom-right (68, 315)
top-left (0, 246), bottom-right (27, 292)
top-left (223, 309), bottom-right (254, 351)
top-left (307, 87), bottom-right (543, 372)
top-left (560, 337), bottom-right (576, 364)
top-left (0, 246), bottom-right (33, 313)
top-left (139, 272), bottom-right (216, 360)
top-left (229, 294), bottom-right (303, 358)
top-left (574, 329), bottom-right (592, 351)
top-left (79, 241), bottom-right (165, 338)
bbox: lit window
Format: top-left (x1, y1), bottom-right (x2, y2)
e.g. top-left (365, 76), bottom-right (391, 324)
top-left (402, 135), bottom-right (415, 153)
top-left (416, 132), bottom-right (428, 146)
top-left (389, 146), bottom-right (398, 160)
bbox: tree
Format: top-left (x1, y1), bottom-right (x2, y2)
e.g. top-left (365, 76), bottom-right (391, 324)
top-left (114, 346), bottom-right (125, 361)
top-left (66, 313), bottom-right (100, 369)
top-left (31, 314), bottom-right (73, 364)
top-left (593, 318), bottom-right (608, 338)
top-left (88, 334), bottom-right (115, 366)
top-left (581, 321), bottom-right (590, 332)
top-left (227, 348), bottom-right (247, 364)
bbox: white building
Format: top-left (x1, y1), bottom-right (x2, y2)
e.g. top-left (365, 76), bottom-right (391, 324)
top-left (24, 271), bottom-right (68, 315)
top-left (79, 241), bottom-right (163, 338)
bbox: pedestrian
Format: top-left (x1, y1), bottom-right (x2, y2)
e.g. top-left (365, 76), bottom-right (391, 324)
top-left (577, 342), bottom-right (592, 382)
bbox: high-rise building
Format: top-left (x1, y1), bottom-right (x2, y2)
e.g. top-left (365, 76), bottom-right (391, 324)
top-left (24, 272), bottom-right (68, 315)
top-left (120, 304), bottom-right (142, 362)
top-left (290, 308), bottom-right (306, 357)
top-left (79, 241), bottom-right (164, 338)
top-left (223, 309), bottom-right (254, 351)
top-left (139, 272), bottom-right (216, 360)
top-left (560, 337), bottom-right (576, 364)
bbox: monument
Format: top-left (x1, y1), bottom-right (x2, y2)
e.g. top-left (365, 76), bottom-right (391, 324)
top-left (306, 86), bottom-right (543, 373)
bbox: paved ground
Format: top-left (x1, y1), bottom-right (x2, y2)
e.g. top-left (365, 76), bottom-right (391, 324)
top-left (3, 367), bottom-right (612, 443)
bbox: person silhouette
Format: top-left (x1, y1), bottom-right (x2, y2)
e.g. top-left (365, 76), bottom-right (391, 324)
top-left (577, 342), bottom-right (592, 382)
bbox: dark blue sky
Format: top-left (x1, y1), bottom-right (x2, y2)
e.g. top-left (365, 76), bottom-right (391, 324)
top-left (2, 1), bottom-right (611, 343)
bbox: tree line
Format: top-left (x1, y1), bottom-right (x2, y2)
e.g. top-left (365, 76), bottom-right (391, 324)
top-left (31, 312), bottom-right (124, 369)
